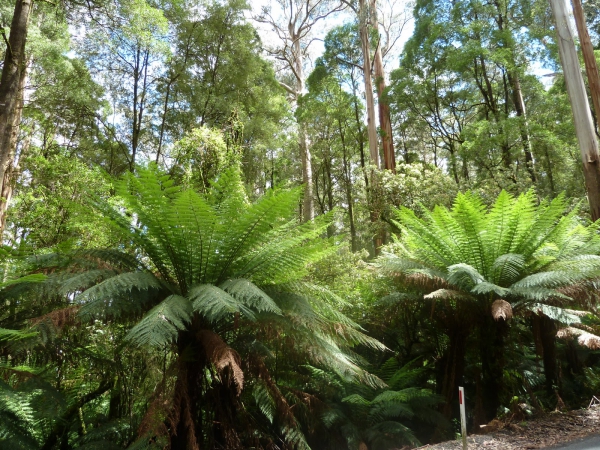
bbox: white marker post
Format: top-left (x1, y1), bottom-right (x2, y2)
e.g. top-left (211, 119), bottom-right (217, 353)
top-left (459, 386), bottom-right (467, 450)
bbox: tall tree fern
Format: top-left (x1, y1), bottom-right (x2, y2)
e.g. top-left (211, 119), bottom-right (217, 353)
top-left (2, 166), bottom-right (383, 449)
top-left (379, 190), bottom-right (600, 422)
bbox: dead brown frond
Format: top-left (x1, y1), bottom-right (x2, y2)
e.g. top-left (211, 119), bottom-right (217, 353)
top-left (197, 330), bottom-right (244, 395)
top-left (492, 300), bottom-right (513, 321)
top-left (402, 272), bottom-right (450, 291)
top-left (557, 327), bottom-right (600, 350)
top-left (30, 305), bottom-right (80, 329)
top-left (559, 283), bottom-right (600, 313)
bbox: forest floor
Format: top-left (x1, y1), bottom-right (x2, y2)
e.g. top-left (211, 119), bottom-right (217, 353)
top-left (411, 404), bottom-right (600, 449)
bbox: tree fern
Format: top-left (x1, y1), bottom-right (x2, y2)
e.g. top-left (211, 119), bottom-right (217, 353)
top-left (380, 189), bottom-right (600, 422)
top-left (2, 165), bottom-right (382, 449)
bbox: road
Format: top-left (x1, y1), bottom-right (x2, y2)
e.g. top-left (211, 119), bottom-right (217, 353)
top-left (547, 435), bottom-right (600, 449)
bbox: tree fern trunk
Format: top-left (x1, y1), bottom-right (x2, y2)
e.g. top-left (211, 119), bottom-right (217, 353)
top-left (480, 315), bottom-right (509, 422)
top-left (438, 329), bottom-right (467, 420)
top-left (536, 314), bottom-right (558, 397)
top-left (171, 329), bottom-right (202, 450)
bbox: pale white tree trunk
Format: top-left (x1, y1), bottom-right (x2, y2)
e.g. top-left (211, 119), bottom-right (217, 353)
top-left (371, 0), bottom-right (395, 172)
top-left (359, 0), bottom-right (380, 170)
top-left (549, 0), bottom-right (600, 221)
top-left (293, 36), bottom-right (314, 221)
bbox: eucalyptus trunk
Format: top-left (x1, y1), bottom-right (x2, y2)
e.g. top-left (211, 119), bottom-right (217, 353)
top-left (549, 0), bottom-right (600, 221)
top-left (0, 0), bottom-right (32, 236)
top-left (370, 0), bottom-right (395, 172)
top-left (507, 71), bottom-right (536, 182)
top-left (289, 29), bottom-right (314, 222)
top-left (358, 0), bottom-right (379, 170)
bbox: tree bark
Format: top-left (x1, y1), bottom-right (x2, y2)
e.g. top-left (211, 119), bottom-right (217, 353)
top-left (291, 30), bottom-right (314, 222)
top-left (340, 123), bottom-right (357, 251)
top-left (480, 315), bottom-right (509, 422)
top-left (0, 0), bottom-right (32, 236)
top-left (572, 0), bottom-right (600, 134)
top-left (549, 0), bottom-right (600, 221)
top-left (507, 71), bottom-right (537, 182)
top-left (438, 329), bottom-right (467, 421)
top-left (359, 0), bottom-right (379, 170)
top-left (537, 314), bottom-right (558, 396)
top-left (370, 0), bottom-right (395, 173)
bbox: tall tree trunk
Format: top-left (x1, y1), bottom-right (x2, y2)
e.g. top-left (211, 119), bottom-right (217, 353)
top-left (359, 0), bottom-right (379, 170)
top-left (131, 47), bottom-right (149, 172)
top-left (549, 0), bottom-right (600, 221)
top-left (299, 124), bottom-right (314, 221)
top-left (359, 0), bottom-right (384, 254)
top-left (572, 0), bottom-right (600, 134)
top-left (370, 0), bottom-right (395, 173)
top-left (291, 32), bottom-right (314, 222)
top-left (156, 75), bottom-right (175, 164)
top-left (0, 0), bottom-right (32, 236)
top-left (507, 71), bottom-right (537, 182)
top-left (351, 82), bottom-right (369, 189)
top-left (339, 122), bottom-right (357, 251)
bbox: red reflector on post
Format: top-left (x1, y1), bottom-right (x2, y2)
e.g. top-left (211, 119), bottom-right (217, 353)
top-left (459, 390), bottom-right (462, 404)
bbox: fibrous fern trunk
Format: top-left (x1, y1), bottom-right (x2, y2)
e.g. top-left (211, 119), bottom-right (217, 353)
top-left (170, 322), bottom-right (245, 450)
top-left (437, 329), bottom-right (467, 420)
top-left (171, 329), bottom-right (202, 450)
top-left (534, 314), bottom-right (558, 398)
top-left (479, 315), bottom-right (509, 422)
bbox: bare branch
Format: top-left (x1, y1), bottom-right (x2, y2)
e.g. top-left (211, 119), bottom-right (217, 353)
top-left (278, 80), bottom-right (297, 95)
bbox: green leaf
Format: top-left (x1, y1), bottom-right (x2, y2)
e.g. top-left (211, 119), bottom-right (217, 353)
top-left (125, 295), bottom-right (192, 347)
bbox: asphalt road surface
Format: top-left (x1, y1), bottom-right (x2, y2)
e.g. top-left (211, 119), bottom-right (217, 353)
top-left (547, 435), bottom-right (600, 449)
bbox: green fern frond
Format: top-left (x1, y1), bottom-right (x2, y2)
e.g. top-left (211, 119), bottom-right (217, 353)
top-left (281, 424), bottom-right (311, 450)
top-left (527, 304), bottom-right (584, 325)
top-left (342, 393), bottom-right (371, 407)
top-left (125, 295), bottom-right (192, 347)
top-left (220, 279), bottom-right (281, 315)
top-left (447, 263), bottom-right (485, 289)
top-left (491, 253), bottom-right (526, 286)
top-left (511, 270), bottom-right (586, 289)
top-left (189, 284), bottom-right (256, 322)
top-left (470, 281), bottom-right (510, 297)
top-left (0, 274), bottom-right (46, 290)
top-left (365, 420), bottom-right (419, 446)
top-left (77, 272), bottom-right (163, 303)
top-left (449, 192), bottom-right (487, 271)
top-left (0, 329), bottom-right (38, 342)
top-left (252, 380), bottom-right (277, 424)
top-left (59, 269), bottom-right (118, 295)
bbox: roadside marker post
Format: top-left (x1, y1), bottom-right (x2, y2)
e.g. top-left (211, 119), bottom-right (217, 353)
top-left (459, 386), bottom-right (467, 450)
